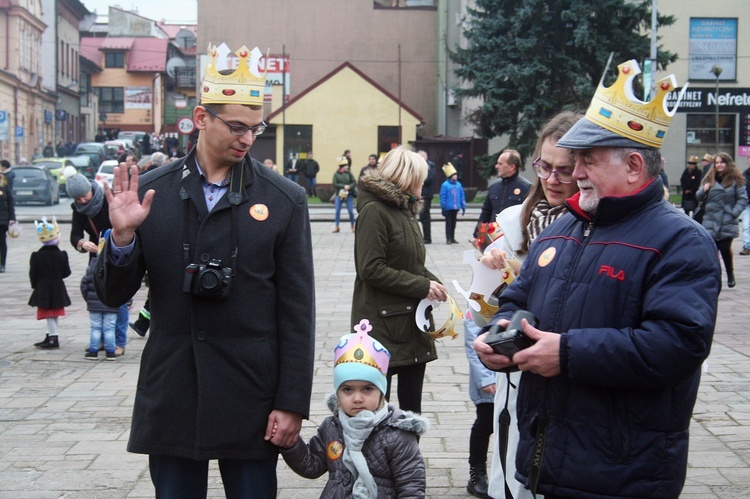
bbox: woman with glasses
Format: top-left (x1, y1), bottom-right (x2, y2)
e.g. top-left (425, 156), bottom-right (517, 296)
top-left (466, 111), bottom-right (582, 499)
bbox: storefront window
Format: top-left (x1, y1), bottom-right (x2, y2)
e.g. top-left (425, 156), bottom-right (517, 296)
top-left (686, 113), bottom-right (735, 157)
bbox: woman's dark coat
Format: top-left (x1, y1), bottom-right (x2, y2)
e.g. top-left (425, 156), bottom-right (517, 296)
top-left (351, 170), bottom-right (438, 368)
top-left (94, 153), bottom-right (316, 460)
top-left (696, 179), bottom-right (748, 240)
top-left (29, 246), bottom-right (71, 308)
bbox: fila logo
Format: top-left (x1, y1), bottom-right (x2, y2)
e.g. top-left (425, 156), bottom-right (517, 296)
top-left (598, 265), bottom-right (625, 281)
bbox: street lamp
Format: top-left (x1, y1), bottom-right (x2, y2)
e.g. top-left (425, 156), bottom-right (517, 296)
top-left (710, 64), bottom-right (723, 153)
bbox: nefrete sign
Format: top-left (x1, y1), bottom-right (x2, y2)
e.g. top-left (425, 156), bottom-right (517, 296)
top-left (667, 87), bottom-right (750, 113)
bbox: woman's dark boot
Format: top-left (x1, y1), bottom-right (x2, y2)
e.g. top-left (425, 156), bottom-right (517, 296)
top-left (728, 272), bottom-right (736, 288)
top-left (467, 463), bottom-right (490, 498)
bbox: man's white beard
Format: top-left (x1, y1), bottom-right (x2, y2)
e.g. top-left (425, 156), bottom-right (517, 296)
top-left (577, 180), bottom-right (599, 214)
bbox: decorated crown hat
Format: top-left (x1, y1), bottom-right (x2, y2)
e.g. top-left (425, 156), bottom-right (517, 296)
top-left (442, 162), bottom-right (457, 177)
top-left (35, 216), bottom-right (60, 245)
top-left (558, 58), bottom-right (688, 150)
top-left (337, 157), bottom-right (349, 167)
top-left (688, 155), bottom-right (699, 164)
top-left (703, 153), bottom-right (714, 162)
top-left (333, 319), bottom-right (391, 395)
top-left (201, 43), bottom-right (267, 106)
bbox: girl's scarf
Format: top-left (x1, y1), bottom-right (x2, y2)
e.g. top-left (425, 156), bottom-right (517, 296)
top-left (527, 200), bottom-right (567, 244)
top-left (339, 405), bottom-right (389, 499)
top-left (74, 181), bottom-right (104, 218)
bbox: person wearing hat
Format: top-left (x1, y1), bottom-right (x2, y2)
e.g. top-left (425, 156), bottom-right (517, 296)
top-left (701, 152), bottom-right (714, 179)
top-left (281, 319), bottom-right (428, 498)
top-left (332, 156), bottom-right (357, 233)
top-left (94, 43), bottom-right (315, 497)
top-left (474, 59), bottom-right (720, 498)
top-left (439, 162), bottom-right (466, 244)
top-left (680, 155), bottom-right (702, 215)
top-left (28, 217), bottom-right (71, 349)
top-left (67, 173), bottom-right (130, 357)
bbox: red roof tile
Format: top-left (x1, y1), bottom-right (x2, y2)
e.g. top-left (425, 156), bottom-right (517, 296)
top-left (100, 37), bottom-right (135, 50)
top-left (80, 37), bottom-right (104, 69)
top-left (128, 38), bottom-right (169, 72)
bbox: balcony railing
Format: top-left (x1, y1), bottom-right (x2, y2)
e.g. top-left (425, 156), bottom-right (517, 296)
top-left (174, 67), bottom-right (196, 89)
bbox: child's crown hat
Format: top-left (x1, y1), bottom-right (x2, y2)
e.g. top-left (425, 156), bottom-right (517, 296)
top-left (333, 319), bottom-right (391, 395)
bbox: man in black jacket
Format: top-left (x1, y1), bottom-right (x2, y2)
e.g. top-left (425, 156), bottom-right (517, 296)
top-left (472, 149), bottom-right (531, 243)
top-left (95, 43), bottom-right (315, 499)
top-left (303, 152), bottom-right (320, 197)
top-left (418, 150), bottom-right (436, 244)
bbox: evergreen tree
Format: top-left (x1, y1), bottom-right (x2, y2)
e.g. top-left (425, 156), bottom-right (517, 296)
top-left (451, 0), bottom-right (676, 172)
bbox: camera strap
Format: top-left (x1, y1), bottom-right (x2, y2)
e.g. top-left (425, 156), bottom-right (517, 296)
top-left (528, 381), bottom-right (550, 498)
top-left (182, 161), bottom-right (243, 276)
top-left (497, 372), bottom-right (517, 499)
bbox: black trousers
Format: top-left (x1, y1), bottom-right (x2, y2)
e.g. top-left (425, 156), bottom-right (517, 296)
top-left (149, 455), bottom-right (277, 499)
top-left (444, 209), bottom-right (458, 242)
top-left (420, 196), bottom-right (433, 242)
top-left (715, 237), bottom-right (734, 275)
top-left (469, 402), bottom-right (495, 465)
top-left (385, 362), bottom-right (427, 413)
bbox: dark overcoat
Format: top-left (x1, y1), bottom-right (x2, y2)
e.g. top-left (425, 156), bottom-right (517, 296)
top-left (95, 151), bottom-right (316, 460)
top-left (351, 170), bottom-right (438, 368)
top-left (28, 246), bottom-right (71, 308)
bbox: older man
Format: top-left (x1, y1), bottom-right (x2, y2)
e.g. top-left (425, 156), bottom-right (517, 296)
top-left (94, 44), bottom-right (315, 498)
top-left (475, 60), bottom-right (720, 498)
top-left (473, 149), bottom-right (531, 242)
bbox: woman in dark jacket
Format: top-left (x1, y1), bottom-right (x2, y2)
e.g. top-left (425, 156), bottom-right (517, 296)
top-left (696, 152), bottom-right (748, 288)
top-left (66, 174), bottom-right (129, 355)
top-left (351, 146), bottom-right (447, 413)
top-left (0, 173), bottom-right (15, 272)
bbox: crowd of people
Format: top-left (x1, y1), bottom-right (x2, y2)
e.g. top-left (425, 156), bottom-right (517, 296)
top-left (3, 50), bottom-right (749, 499)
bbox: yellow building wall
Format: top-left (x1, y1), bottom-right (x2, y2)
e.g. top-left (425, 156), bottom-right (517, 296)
top-left (93, 69), bottom-right (156, 130)
top-left (269, 66), bottom-right (421, 183)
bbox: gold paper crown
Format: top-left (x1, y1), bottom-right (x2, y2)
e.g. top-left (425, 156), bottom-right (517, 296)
top-left (585, 59), bottom-right (687, 149)
top-left (35, 216), bottom-right (60, 244)
top-left (442, 162), bottom-right (457, 177)
top-left (201, 43), bottom-right (267, 106)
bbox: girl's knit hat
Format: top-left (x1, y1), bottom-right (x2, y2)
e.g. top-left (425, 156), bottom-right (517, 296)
top-left (333, 319), bottom-right (391, 395)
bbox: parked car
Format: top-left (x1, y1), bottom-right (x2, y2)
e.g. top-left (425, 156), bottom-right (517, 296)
top-left (95, 160), bottom-right (118, 188)
top-left (12, 165), bottom-right (60, 205)
top-left (74, 142), bottom-right (107, 168)
top-left (32, 157), bottom-right (75, 192)
top-left (65, 155), bottom-right (97, 180)
top-left (117, 131), bottom-right (148, 144)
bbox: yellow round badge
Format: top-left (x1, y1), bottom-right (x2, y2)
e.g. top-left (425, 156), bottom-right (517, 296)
top-left (327, 440), bottom-right (343, 461)
top-left (513, 188), bottom-right (521, 195)
top-left (538, 247), bottom-right (556, 267)
top-left (249, 204), bottom-right (269, 221)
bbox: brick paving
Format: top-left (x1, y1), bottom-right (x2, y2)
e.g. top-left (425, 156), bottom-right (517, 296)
top-left (0, 210), bottom-right (749, 498)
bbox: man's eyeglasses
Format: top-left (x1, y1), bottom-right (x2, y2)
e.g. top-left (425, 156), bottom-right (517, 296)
top-left (532, 157), bottom-right (574, 184)
top-left (203, 107), bottom-right (266, 137)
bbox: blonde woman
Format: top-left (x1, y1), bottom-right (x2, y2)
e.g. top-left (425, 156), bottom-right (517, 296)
top-left (351, 146), bottom-right (447, 413)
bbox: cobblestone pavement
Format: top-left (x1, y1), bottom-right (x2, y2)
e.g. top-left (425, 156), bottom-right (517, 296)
top-left (0, 216), bottom-right (749, 498)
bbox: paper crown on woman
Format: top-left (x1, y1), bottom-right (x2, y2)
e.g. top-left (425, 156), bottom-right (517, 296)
top-left (35, 216), bottom-right (60, 245)
top-left (201, 43), bottom-right (267, 106)
top-left (333, 319), bottom-right (391, 395)
top-left (337, 157), bottom-right (349, 167)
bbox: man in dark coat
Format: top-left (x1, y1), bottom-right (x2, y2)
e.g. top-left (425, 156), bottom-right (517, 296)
top-left (474, 60), bottom-right (720, 499)
top-left (680, 155), bottom-right (702, 215)
top-left (417, 150), bottom-right (436, 244)
top-left (284, 152), bottom-right (301, 184)
top-left (473, 149), bottom-right (532, 243)
top-left (303, 151), bottom-right (320, 197)
top-left (94, 43), bottom-right (316, 498)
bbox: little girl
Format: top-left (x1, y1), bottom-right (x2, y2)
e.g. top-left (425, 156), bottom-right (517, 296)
top-left (281, 319), bottom-right (429, 498)
top-left (29, 217), bottom-right (71, 349)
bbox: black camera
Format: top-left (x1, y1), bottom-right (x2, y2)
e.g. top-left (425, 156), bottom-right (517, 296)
top-left (484, 310), bottom-right (538, 359)
top-left (183, 259), bottom-right (232, 299)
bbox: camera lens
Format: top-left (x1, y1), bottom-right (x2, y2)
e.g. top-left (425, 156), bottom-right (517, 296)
top-left (199, 269), bottom-right (222, 291)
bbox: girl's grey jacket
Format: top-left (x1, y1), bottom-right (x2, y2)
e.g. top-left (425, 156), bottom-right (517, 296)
top-left (696, 179), bottom-right (748, 240)
top-left (281, 394), bottom-right (429, 498)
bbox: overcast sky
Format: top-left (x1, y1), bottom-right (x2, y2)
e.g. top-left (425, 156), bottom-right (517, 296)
top-left (82, 0), bottom-right (197, 24)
